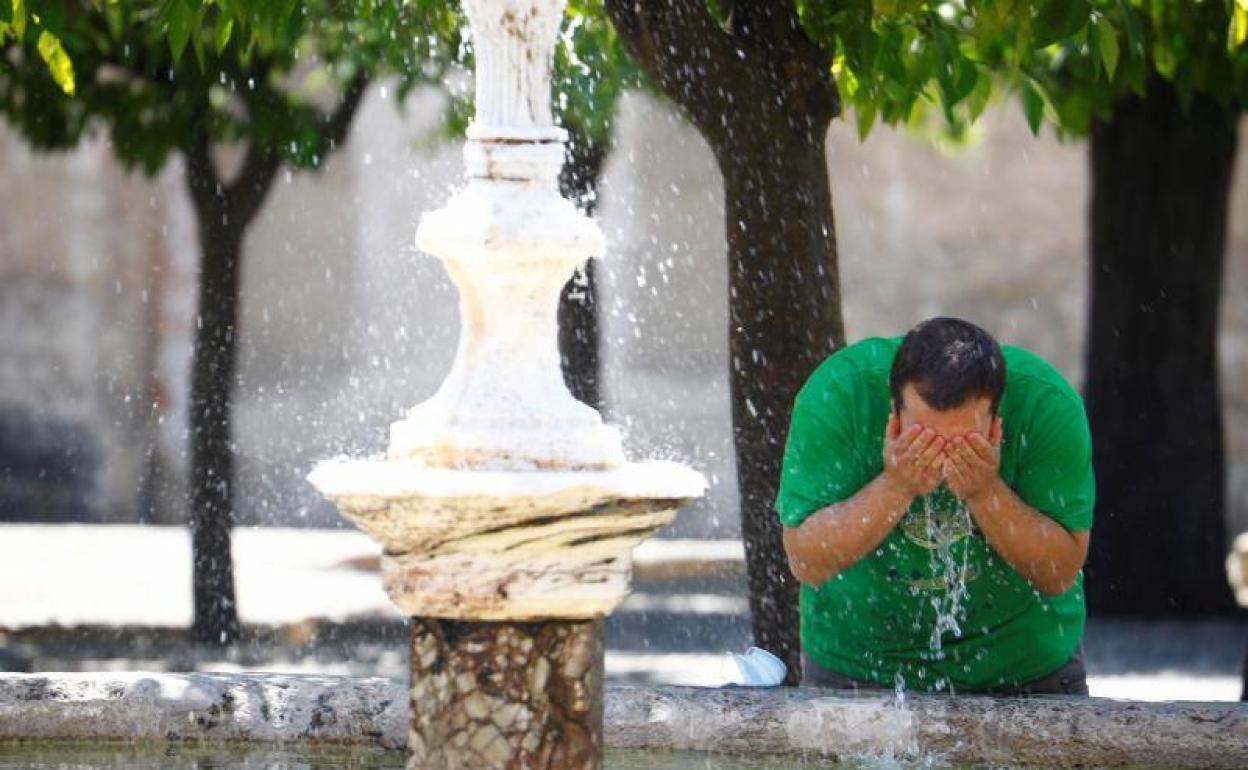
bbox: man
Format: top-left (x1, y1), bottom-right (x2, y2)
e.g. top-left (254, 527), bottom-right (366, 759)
top-left (776, 317), bottom-right (1094, 694)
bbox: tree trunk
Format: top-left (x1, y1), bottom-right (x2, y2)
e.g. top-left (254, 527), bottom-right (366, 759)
top-left (187, 214), bottom-right (245, 645)
top-left (712, 130), bottom-right (844, 684)
top-left (1083, 78), bottom-right (1239, 616)
top-left (558, 139), bottom-right (608, 410)
top-left (602, 0), bottom-right (843, 683)
top-left (177, 77), bottom-right (363, 646)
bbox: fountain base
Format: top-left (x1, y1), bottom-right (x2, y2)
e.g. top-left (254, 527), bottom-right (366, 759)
top-left (409, 618), bottom-right (602, 770)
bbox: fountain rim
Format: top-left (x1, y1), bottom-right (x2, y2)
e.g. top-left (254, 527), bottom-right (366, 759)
top-left (1, 672), bottom-right (1246, 769)
top-left (307, 458), bottom-right (707, 502)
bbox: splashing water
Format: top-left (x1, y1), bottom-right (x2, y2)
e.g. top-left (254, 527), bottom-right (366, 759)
top-left (919, 490), bottom-right (973, 655)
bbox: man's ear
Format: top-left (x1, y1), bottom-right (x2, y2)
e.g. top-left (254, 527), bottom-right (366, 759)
top-left (989, 414), bottom-right (1003, 446)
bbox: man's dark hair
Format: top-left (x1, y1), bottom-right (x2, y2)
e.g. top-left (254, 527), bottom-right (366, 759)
top-left (889, 317), bottom-right (1007, 414)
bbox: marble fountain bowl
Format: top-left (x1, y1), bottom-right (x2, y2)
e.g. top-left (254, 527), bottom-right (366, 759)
top-left (306, 458), bottom-right (706, 620)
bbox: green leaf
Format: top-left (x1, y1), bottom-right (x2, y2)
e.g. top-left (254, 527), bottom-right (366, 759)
top-left (965, 68), bottom-right (993, 123)
top-left (835, 56), bottom-right (860, 101)
top-left (104, 2), bottom-right (123, 37)
top-left (1113, 0), bottom-right (1143, 57)
top-left (215, 17), bottom-right (234, 54)
top-left (1032, 0), bottom-right (1091, 48)
top-left (1152, 38), bottom-right (1176, 78)
top-left (1095, 17), bottom-right (1119, 79)
top-left (1230, 1), bottom-right (1248, 50)
top-left (1021, 78), bottom-right (1045, 135)
top-left (856, 101), bottom-right (877, 140)
top-left (190, 1), bottom-right (207, 70)
top-left (12, 0), bottom-right (25, 39)
top-left (192, 30), bottom-right (205, 70)
top-left (166, 0), bottom-right (193, 63)
top-left (36, 30), bottom-right (75, 95)
top-left (1054, 89), bottom-right (1093, 135)
top-left (874, 0), bottom-right (922, 17)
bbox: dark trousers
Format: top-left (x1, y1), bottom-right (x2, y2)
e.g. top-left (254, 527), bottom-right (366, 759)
top-left (801, 644), bottom-right (1089, 696)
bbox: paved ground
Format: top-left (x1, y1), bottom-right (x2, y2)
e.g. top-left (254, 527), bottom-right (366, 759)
top-left (1, 525), bottom-right (1243, 702)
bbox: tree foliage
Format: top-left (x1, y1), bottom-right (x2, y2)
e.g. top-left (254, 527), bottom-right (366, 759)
top-left (797, 0), bottom-right (1248, 140)
top-left (2, 0), bottom-right (641, 198)
top-left (0, 0), bottom-right (462, 176)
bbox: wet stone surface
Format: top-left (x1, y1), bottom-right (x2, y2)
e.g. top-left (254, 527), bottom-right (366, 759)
top-left (409, 618), bottom-right (603, 770)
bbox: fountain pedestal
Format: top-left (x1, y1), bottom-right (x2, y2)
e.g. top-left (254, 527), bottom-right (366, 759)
top-left (309, 0), bottom-right (705, 767)
top-left (409, 619), bottom-right (602, 769)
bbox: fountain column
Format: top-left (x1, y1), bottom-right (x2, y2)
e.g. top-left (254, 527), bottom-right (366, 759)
top-left (309, 1), bottom-right (705, 768)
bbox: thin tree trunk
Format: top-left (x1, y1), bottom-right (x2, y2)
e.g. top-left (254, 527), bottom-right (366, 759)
top-left (183, 137), bottom-right (278, 648)
top-left (187, 213), bottom-right (244, 645)
top-left (714, 131), bottom-right (844, 684)
top-left (558, 139), bottom-right (608, 410)
top-left (178, 76), bottom-right (366, 647)
top-left (1084, 78), bottom-right (1239, 616)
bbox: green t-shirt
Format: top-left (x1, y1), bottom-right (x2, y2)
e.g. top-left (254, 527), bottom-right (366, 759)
top-left (775, 336), bottom-right (1094, 693)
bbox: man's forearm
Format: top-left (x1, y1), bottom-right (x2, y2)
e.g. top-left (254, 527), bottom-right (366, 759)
top-left (965, 478), bottom-right (1089, 595)
top-left (782, 475), bottom-right (914, 586)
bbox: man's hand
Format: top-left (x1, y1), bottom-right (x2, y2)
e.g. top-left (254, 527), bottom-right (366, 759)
top-left (882, 413), bottom-right (945, 499)
top-left (941, 414), bottom-right (1089, 595)
top-left (943, 416), bottom-right (1003, 503)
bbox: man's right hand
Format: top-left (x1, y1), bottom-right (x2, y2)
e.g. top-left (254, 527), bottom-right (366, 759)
top-left (881, 413), bottom-right (946, 499)
top-left (784, 413), bottom-right (944, 586)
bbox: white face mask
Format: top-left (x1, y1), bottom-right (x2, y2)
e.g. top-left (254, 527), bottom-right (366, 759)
top-left (723, 646), bottom-right (787, 687)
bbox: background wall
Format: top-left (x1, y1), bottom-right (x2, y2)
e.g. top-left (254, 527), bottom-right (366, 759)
top-left (3, 86), bottom-right (1247, 540)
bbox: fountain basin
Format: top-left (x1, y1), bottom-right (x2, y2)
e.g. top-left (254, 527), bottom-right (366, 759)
top-left (2, 673), bottom-right (1245, 768)
top-left (308, 460), bottom-right (705, 620)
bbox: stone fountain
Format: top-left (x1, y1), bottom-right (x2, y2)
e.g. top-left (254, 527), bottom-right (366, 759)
top-left (307, 1), bottom-right (705, 767)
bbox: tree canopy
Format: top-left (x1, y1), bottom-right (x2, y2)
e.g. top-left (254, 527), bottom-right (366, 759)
top-left (800, 0), bottom-right (1248, 140)
top-left (0, 1), bottom-right (462, 175)
top-left (7, 1), bottom-right (1247, 177)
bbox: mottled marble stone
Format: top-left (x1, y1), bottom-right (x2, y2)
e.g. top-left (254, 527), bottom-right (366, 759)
top-left (409, 619), bottom-right (603, 770)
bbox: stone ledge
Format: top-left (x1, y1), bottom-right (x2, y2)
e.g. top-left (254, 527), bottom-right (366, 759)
top-left (2, 673), bottom-right (1246, 767)
top-left (608, 685), bottom-right (1248, 768)
top-left (0, 672), bottom-right (407, 749)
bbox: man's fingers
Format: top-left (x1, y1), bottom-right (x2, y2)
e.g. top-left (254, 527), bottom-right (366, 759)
top-left (892, 422), bottom-right (923, 454)
top-left (948, 443), bottom-right (972, 472)
top-left (967, 432), bottom-right (998, 465)
top-left (886, 412), bottom-right (901, 442)
top-left (901, 429), bottom-right (931, 464)
top-left (954, 438), bottom-right (982, 467)
top-left (916, 432), bottom-right (945, 468)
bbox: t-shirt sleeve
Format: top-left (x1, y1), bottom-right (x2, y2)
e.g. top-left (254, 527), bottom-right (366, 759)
top-left (774, 383), bottom-right (867, 528)
top-left (1011, 389), bottom-right (1096, 532)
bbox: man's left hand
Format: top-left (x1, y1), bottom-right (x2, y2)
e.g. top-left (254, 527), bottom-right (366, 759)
top-left (943, 416), bottom-right (1002, 503)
